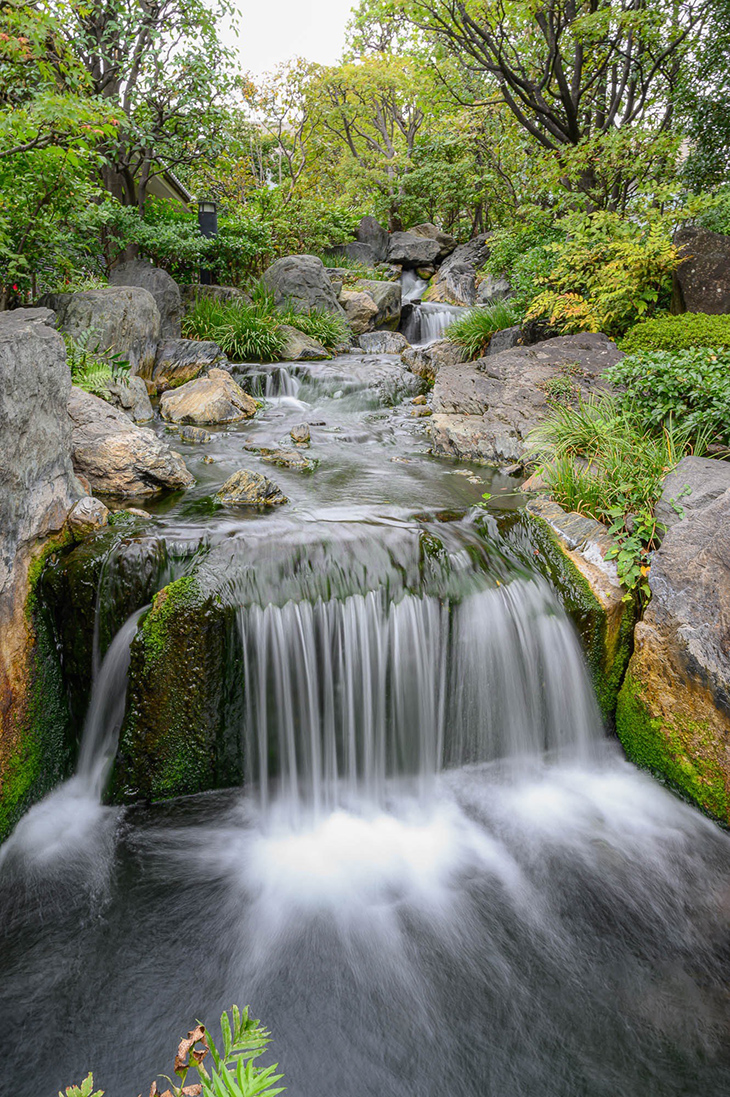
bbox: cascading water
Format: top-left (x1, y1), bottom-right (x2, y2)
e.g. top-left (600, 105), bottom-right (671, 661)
top-left (400, 270), bottom-right (466, 344)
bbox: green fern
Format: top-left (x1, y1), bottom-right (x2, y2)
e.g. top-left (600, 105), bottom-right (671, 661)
top-left (65, 330), bottom-right (130, 394)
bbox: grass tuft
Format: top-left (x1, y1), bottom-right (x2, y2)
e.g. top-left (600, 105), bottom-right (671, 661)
top-left (446, 300), bottom-right (519, 358)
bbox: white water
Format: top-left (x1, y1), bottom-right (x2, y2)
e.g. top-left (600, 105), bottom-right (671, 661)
top-left (400, 270), bottom-right (466, 344)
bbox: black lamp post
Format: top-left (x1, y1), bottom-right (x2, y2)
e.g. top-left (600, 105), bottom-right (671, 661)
top-left (198, 197), bottom-right (218, 286)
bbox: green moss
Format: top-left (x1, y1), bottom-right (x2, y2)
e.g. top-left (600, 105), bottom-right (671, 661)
top-left (616, 673), bottom-right (730, 822)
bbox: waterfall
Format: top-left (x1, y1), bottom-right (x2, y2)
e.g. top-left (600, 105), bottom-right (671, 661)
top-left (238, 580), bottom-right (599, 826)
top-left (240, 364), bottom-right (302, 399)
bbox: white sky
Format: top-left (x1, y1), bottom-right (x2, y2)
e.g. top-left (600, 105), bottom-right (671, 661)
top-left (224, 0), bottom-right (356, 77)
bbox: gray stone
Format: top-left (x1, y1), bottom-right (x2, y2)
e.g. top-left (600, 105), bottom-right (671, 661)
top-left (279, 325), bottom-right (330, 361)
top-left (290, 423), bottom-right (311, 444)
top-left (674, 226), bottom-right (730, 314)
top-left (68, 387), bottom-right (194, 496)
top-left (160, 368), bottom-right (259, 425)
top-left (359, 331), bottom-right (409, 354)
top-left (148, 339), bottom-right (228, 390)
top-left (402, 339), bottom-right (464, 384)
top-left (339, 289), bottom-right (380, 335)
top-left (243, 444), bottom-right (318, 471)
top-left (41, 286), bottom-right (160, 375)
top-left (409, 223), bottom-right (458, 261)
top-left (103, 375), bottom-right (154, 423)
top-left (430, 333), bottom-right (621, 464)
top-left (109, 259), bottom-right (182, 338)
top-left (179, 425), bottom-right (212, 443)
top-left (428, 235), bottom-right (491, 306)
top-left (356, 216), bottom-right (389, 262)
top-left (354, 279), bottom-right (401, 330)
top-left (476, 272), bottom-right (512, 305)
top-left (655, 456), bottom-right (730, 538)
top-left (328, 241), bottom-right (380, 267)
top-left (263, 255), bottom-right (346, 316)
top-left (215, 469), bottom-right (288, 507)
top-left (387, 232), bottom-right (442, 270)
top-left (67, 496), bottom-right (110, 539)
top-left (488, 325), bottom-right (523, 356)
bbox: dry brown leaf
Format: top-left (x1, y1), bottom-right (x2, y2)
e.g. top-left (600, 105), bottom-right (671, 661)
top-left (174, 1026), bottom-right (207, 1072)
top-left (181, 1087), bottom-right (202, 1096)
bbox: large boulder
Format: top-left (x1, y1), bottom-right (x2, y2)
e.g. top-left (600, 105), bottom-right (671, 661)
top-left (402, 339), bottom-right (464, 384)
top-left (353, 278), bottom-right (402, 330)
top-left (109, 259), bottom-right (182, 338)
top-left (359, 331), bottom-right (409, 355)
top-left (409, 223), bottom-right (458, 261)
top-left (428, 235), bottom-right (491, 306)
top-left (279, 325), bottom-right (329, 361)
top-left (356, 216), bottom-right (389, 262)
top-left (180, 283), bottom-right (252, 313)
top-left (103, 375), bottom-right (154, 423)
top-left (674, 226), bottom-right (730, 314)
top-left (617, 457), bottom-right (730, 822)
top-left (159, 368), bottom-right (259, 425)
top-left (41, 286), bottom-right (160, 375)
top-left (0, 308), bottom-right (82, 840)
top-left (430, 333), bottom-right (621, 464)
top-left (340, 289), bottom-right (380, 335)
top-left (145, 338), bottom-right (229, 391)
top-left (328, 241), bottom-right (381, 268)
top-left (262, 255), bottom-right (346, 317)
top-left (477, 272), bottom-right (512, 305)
top-left (68, 387), bottom-right (194, 496)
top-left (387, 232), bottom-right (442, 270)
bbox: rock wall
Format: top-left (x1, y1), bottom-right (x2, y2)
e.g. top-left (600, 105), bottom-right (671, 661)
top-left (0, 309), bottom-right (81, 840)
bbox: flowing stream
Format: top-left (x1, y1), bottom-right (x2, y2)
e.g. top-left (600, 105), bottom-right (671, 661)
top-left (2, 352), bottom-right (730, 1096)
top-left (400, 270), bottom-right (466, 344)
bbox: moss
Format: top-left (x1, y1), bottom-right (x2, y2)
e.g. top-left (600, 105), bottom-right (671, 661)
top-left (109, 574), bottom-right (243, 804)
top-left (616, 673), bottom-right (730, 822)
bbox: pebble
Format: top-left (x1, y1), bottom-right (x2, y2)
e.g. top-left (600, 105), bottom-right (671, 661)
top-left (412, 395), bottom-right (427, 406)
top-left (290, 423), bottom-right (311, 445)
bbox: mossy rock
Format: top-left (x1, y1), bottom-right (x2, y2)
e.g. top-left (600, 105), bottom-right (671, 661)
top-left (109, 573), bottom-right (244, 803)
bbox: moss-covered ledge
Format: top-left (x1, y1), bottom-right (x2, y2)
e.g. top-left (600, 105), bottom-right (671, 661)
top-left (108, 573), bottom-right (244, 804)
top-left (523, 496), bottom-right (637, 723)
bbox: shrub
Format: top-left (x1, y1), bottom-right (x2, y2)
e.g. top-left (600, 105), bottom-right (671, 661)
top-left (605, 348), bottom-right (730, 447)
top-left (282, 306), bottom-right (351, 349)
top-left (65, 331), bottom-right (130, 394)
top-left (620, 312), bottom-right (730, 353)
top-left (529, 396), bottom-right (705, 598)
top-left (446, 299), bottom-right (519, 358)
top-left (480, 207), bottom-right (565, 316)
top-left (526, 210), bottom-right (680, 337)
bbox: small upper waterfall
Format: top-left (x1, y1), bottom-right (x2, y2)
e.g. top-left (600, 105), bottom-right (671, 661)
top-left (400, 271), bottom-right (466, 345)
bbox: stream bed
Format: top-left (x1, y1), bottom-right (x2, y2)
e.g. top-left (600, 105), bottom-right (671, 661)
top-left (1, 352), bottom-right (730, 1097)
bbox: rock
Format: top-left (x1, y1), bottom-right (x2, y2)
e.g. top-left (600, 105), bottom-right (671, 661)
top-left (476, 272), bottom-right (512, 305)
top-left (103, 375), bottom-right (154, 423)
top-left (290, 423), bottom-right (311, 444)
top-left (674, 226), bottom-right (730, 314)
top-left (616, 457), bottom-right (730, 822)
top-left (412, 395), bottom-right (427, 405)
top-left (328, 241), bottom-right (380, 267)
top-left (427, 235), bottom-right (491, 305)
top-left (488, 325), bottom-right (523, 356)
top-left (411, 406), bottom-right (433, 417)
top-left (67, 496), bottom-right (110, 539)
top-left (244, 445), bottom-right (318, 472)
top-left (402, 339), bottom-right (465, 384)
top-left (356, 216), bottom-right (389, 262)
top-left (354, 279), bottom-right (402, 330)
top-left (41, 286), bottom-right (160, 375)
top-left (0, 308), bottom-right (81, 839)
top-left (123, 507), bottom-right (152, 518)
top-left (340, 289), bottom-right (380, 335)
top-left (109, 259), bottom-right (182, 338)
top-left (68, 387), bottom-right (194, 496)
top-left (654, 456), bottom-right (730, 538)
top-left (160, 368), bottom-right (259, 425)
top-left (409, 223), bottom-right (458, 261)
top-left (215, 469), bottom-right (288, 506)
top-left (387, 231), bottom-right (442, 269)
top-left (179, 425), bottom-right (212, 443)
top-left (147, 339), bottom-right (228, 390)
top-left (430, 333), bottom-right (621, 464)
top-left (263, 255), bottom-right (346, 316)
top-left (180, 283), bottom-right (252, 313)
top-left (279, 325), bottom-right (330, 361)
top-left (359, 331), bottom-right (409, 354)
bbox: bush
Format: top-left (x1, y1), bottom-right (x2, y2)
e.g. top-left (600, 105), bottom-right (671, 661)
top-left (281, 306), bottom-right (351, 349)
top-left (526, 210), bottom-right (680, 337)
top-left (65, 332), bottom-right (130, 394)
top-left (529, 396), bottom-right (705, 598)
top-left (604, 348), bottom-right (730, 447)
top-left (446, 299), bottom-right (519, 358)
top-left (620, 312), bottom-right (730, 353)
top-left (480, 207), bottom-right (565, 316)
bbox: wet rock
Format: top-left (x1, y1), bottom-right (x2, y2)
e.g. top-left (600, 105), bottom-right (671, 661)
top-left (41, 286), bottom-right (160, 375)
top-left (68, 387), bottom-right (194, 496)
top-left (160, 368), bottom-right (259, 425)
top-left (102, 375), bottom-right (154, 423)
top-left (412, 395), bottom-right (427, 405)
top-left (359, 331), bottom-right (409, 354)
top-left (263, 254), bottom-right (346, 317)
top-left (67, 496), bottom-right (110, 539)
top-left (0, 308), bottom-right (81, 839)
top-left (388, 231), bottom-right (442, 270)
top-left (355, 215), bottom-right (389, 262)
top-left (340, 289), bottom-right (379, 335)
top-left (674, 226), bottom-right (730, 313)
top-left (430, 334), bottom-right (621, 464)
top-left (279, 324), bottom-right (330, 361)
top-left (353, 279), bottom-right (401, 331)
top-left (179, 425), bottom-right (212, 444)
top-left (215, 469), bottom-right (289, 506)
top-left (259, 448), bottom-right (318, 472)
top-left (428, 235), bottom-right (491, 306)
top-left (411, 406), bottom-right (433, 417)
top-left (617, 458), bottom-right (730, 822)
top-left (290, 423), bottom-right (311, 444)
top-left (109, 259), bottom-right (182, 338)
top-left (402, 339), bottom-right (464, 384)
top-left (148, 338), bottom-right (228, 390)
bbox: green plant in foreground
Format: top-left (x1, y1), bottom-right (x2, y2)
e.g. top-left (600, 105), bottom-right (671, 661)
top-left (65, 331), bottom-right (130, 394)
top-left (620, 312), bottom-right (730, 353)
top-left (59, 1073), bottom-right (104, 1097)
top-left (446, 299), bottom-right (519, 358)
top-left (529, 396), bottom-right (704, 600)
top-left (282, 306), bottom-right (351, 349)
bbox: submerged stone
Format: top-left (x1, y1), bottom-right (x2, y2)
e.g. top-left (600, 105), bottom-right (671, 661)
top-left (215, 469), bottom-right (289, 507)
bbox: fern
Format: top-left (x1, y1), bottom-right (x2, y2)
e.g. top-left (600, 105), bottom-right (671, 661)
top-left (65, 330), bottom-right (130, 394)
